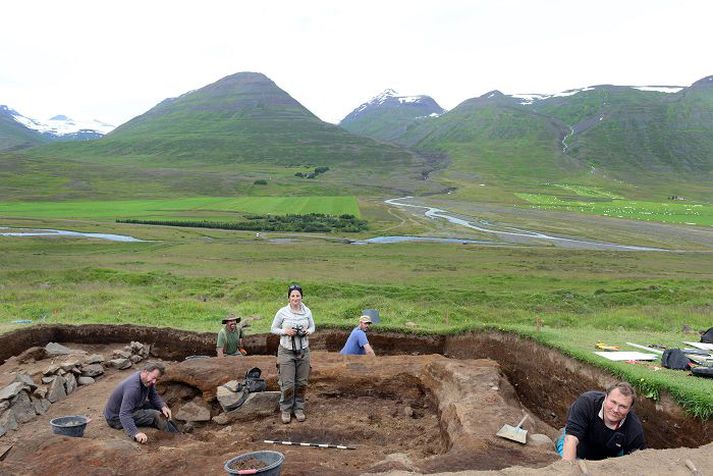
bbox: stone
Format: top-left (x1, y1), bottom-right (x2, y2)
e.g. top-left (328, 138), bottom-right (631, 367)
top-left (0, 409), bottom-right (18, 437)
top-left (81, 363), bottom-right (105, 377)
top-left (47, 376), bottom-right (67, 403)
top-left (129, 354), bottom-right (143, 364)
top-left (109, 358), bottom-right (132, 370)
top-left (31, 396), bottom-right (51, 415)
top-left (528, 433), bottom-right (554, 448)
top-left (84, 354), bottom-right (105, 365)
top-left (14, 373), bottom-right (38, 391)
top-left (44, 342), bottom-right (73, 356)
top-left (0, 382), bottom-right (28, 401)
top-left (130, 341), bottom-right (144, 352)
top-left (60, 360), bottom-right (81, 372)
top-left (222, 380), bottom-right (242, 393)
top-left (140, 345), bottom-right (150, 358)
top-left (216, 386), bottom-right (246, 412)
top-left (41, 376), bottom-right (55, 384)
top-left (33, 386), bottom-right (48, 399)
top-left (213, 391), bottom-right (280, 424)
top-left (77, 377), bottom-right (95, 386)
top-left (10, 392), bottom-right (36, 424)
top-left (175, 400), bottom-right (211, 422)
top-left (403, 405), bottom-right (414, 417)
top-left (64, 373), bottom-right (77, 395)
top-left (43, 364), bottom-right (61, 376)
top-left (112, 350), bottom-right (132, 359)
top-left (0, 401), bottom-right (10, 413)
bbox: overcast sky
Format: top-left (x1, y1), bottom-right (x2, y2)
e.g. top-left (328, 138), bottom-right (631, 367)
top-left (1, 0), bottom-right (711, 126)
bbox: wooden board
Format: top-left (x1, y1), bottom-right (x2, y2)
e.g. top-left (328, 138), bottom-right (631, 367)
top-left (594, 351), bottom-right (659, 361)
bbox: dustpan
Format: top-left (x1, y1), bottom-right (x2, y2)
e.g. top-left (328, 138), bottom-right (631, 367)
top-left (496, 414), bottom-right (528, 444)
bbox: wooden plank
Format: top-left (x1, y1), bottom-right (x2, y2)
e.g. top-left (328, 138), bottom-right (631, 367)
top-left (594, 351), bottom-right (658, 361)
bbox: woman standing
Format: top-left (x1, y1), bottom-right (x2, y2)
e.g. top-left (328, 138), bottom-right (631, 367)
top-left (271, 283), bottom-right (315, 424)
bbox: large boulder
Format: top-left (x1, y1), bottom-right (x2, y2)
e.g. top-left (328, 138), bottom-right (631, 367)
top-left (47, 376), bottom-right (67, 403)
top-left (213, 392), bottom-right (280, 424)
top-left (10, 392), bottom-right (36, 424)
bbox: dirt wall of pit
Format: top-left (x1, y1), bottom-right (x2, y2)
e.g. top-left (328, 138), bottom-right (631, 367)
top-left (2, 324), bottom-right (710, 450)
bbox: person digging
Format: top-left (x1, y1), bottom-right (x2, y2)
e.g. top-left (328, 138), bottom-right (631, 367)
top-left (104, 361), bottom-right (178, 444)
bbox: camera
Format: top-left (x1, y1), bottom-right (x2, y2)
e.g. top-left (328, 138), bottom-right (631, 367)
top-left (292, 324), bottom-right (307, 337)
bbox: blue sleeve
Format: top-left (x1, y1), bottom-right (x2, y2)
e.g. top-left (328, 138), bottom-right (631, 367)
top-left (357, 330), bottom-right (369, 348)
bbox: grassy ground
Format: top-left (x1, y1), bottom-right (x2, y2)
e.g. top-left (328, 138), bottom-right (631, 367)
top-left (1, 211), bottom-right (713, 418)
top-left (0, 196), bottom-right (361, 220)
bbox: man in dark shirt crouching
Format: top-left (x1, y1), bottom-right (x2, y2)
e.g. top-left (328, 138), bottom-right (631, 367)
top-left (557, 381), bottom-right (646, 461)
top-left (104, 361), bottom-right (176, 444)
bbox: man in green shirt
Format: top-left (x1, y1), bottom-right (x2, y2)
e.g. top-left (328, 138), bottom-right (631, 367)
top-left (217, 314), bottom-right (244, 357)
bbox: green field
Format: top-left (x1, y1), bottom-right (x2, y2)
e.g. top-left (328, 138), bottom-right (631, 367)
top-left (516, 193), bottom-right (713, 226)
top-left (1, 209), bottom-right (713, 418)
top-left (0, 195), bottom-right (361, 221)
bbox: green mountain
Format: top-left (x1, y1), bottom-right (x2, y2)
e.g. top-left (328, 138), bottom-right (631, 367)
top-left (339, 89), bottom-right (444, 142)
top-left (530, 79), bottom-right (713, 180)
top-left (1, 73), bottom-right (441, 200)
top-left (340, 77), bottom-right (713, 200)
top-left (389, 91), bottom-right (581, 196)
top-left (0, 106), bottom-right (48, 151)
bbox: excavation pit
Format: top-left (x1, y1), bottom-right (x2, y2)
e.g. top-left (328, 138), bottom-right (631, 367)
top-left (0, 325), bottom-right (711, 475)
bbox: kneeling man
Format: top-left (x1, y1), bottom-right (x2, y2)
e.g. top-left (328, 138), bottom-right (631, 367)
top-left (104, 362), bottom-right (175, 444)
top-left (559, 381), bottom-right (645, 461)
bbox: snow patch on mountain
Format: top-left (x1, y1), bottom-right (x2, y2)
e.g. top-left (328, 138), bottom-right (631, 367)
top-left (631, 86), bottom-right (684, 93)
top-left (3, 106), bottom-right (115, 136)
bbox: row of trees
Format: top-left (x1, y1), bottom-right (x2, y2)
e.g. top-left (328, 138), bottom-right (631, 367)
top-left (118, 213), bottom-right (367, 233)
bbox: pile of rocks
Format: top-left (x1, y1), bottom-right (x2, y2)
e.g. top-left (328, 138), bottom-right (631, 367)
top-left (40, 352), bottom-right (106, 399)
top-left (0, 373), bottom-right (48, 437)
top-left (0, 341), bottom-right (151, 438)
top-left (107, 341), bottom-right (151, 370)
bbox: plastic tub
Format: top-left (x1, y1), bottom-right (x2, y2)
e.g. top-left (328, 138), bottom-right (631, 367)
top-left (224, 450), bottom-right (284, 475)
top-left (49, 415), bottom-right (89, 437)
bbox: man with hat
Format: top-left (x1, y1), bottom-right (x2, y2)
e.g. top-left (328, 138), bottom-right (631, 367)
top-left (217, 313), bottom-right (245, 357)
top-left (339, 315), bottom-right (376, 355)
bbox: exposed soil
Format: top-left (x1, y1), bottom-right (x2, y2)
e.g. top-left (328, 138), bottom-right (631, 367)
top-left (0, 325), bottom-right (711, 476)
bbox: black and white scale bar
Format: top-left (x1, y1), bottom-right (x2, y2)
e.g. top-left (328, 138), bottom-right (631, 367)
top-left (263, 439), bottom-right (356, 450)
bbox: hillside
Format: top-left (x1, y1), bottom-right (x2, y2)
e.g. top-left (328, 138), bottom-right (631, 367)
top-left (0, 73), bottom-right (441, 201)
top-left (0, 106), bottom-right (49, 151)
top-left (529, 80), bottom-right (713, 180)
top-left (338, 78), bottom-right (713, 201)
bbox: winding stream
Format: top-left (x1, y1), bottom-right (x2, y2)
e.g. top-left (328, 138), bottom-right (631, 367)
top-left (0, 226), bottom-right (144, 242)
top-left (384, 197), bottom-right (666, 251)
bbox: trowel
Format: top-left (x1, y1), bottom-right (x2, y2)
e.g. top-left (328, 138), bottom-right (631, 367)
top-left (496, 414), bottom-right (528, 444)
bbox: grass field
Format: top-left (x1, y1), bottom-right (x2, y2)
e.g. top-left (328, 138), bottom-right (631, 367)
top-left (516, 193), bottom-right (713, 226)
top-left (0, 196), bottom-right (361, 221)
top-left (1, 210), bottom-right (713, 418)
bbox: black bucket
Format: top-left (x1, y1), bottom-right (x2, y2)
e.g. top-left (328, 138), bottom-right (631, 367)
top-left (224, 450), bottom-right (284, 475)
top-left (49, 415), bottom-right (89, 437)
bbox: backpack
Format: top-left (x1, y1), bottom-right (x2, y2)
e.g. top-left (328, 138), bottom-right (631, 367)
top-left (701, 327), bottom-right (713, 344)
top-left (243, 367), bottom-right (266, 393)
top-left (661, 349), bottom-right (692, 370)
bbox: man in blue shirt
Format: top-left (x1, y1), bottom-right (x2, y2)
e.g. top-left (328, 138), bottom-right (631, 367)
top-left (340, 315), bottom-right (376, 355)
